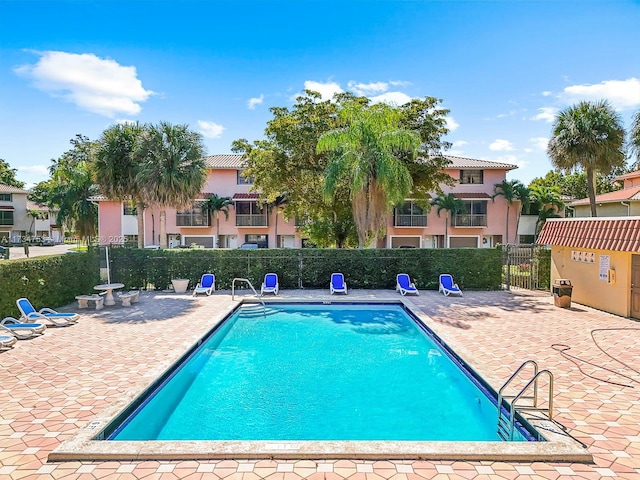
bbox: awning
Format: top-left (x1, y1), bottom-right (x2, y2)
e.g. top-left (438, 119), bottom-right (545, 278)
top-left (0, 205), bottom-right (14, 210)
top-left (453, 193), bottom-right (491, 199)
top-left (232, 193), bottom-right (260, 200)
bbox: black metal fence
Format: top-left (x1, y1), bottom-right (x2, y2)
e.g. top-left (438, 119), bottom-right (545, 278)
top-left (502, 244), bottom-right (551, 291)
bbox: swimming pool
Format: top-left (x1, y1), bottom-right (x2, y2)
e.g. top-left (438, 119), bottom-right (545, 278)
top-left (105, 303), bottom-right (534, 442)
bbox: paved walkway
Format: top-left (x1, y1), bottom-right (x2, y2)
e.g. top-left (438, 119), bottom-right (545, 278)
top-left (1, 289), bottom-right (639, 479)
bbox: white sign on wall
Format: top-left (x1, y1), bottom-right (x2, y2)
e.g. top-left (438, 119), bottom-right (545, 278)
top-left (599, 255), bottom-right (610, 281)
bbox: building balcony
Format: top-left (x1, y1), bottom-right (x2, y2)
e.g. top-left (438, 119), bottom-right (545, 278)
top-left (176, 214), bottom-right (210, 227)
top-left (452, 214), bottom-right (487, 227)
top-left (236, 214), bottom-right (268, 227)
top-left (394, 214), bottom-right (427, 227)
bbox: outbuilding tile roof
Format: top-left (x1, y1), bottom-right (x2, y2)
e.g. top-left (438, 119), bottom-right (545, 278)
top-left (537, 217), bottom-right (640, 252)
top-left (570, 187), bottom-right (640, 205)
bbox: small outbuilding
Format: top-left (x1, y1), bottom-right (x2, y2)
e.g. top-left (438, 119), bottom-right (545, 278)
top-left (537, 217), bottom-right (640, 319)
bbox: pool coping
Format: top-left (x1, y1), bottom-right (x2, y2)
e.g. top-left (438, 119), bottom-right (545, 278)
top-left (50, 299), bottom-right (593, 463)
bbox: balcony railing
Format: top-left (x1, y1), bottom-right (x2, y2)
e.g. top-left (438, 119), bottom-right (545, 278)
top-left (394, 214), bottom-right (427, 227)
top-left (452, 214), bottom-right (487, 227)
top-left (236, 214), bottom-right (268, 227)
top-left (176, 214), bottom-right (210, 227)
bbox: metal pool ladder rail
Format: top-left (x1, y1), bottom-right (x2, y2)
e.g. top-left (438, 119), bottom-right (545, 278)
top-left (231, 278), bottom-right (266, 307)
top-left (497, 360), bottom-right (554, 440)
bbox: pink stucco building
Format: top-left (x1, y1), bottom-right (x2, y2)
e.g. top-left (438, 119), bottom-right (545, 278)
top-left (95, 154), bottom-right (519, 249)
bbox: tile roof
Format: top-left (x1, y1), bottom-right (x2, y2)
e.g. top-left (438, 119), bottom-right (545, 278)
top-left (570, 187), bottom-right (640, 205)
top-left (26, 200), bottom-right (48, 211)
top-left (0, 183), bottom-right (30, 194)
top-left (537, 217), bottom-right (640, 252)
top-left (613, 170), bottom-right (640, 182)
top-left (441, 155), bottom-right (518, 170)
top-left (203, 154), bottom-right (246, 169)
top-left (453, 192), bottom-right (491, 199)
top-left (232, 193), bottom-right (260, 200)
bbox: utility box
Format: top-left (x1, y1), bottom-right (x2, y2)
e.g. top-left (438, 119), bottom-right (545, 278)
top-left (553, 279), bottom-right (572, 308)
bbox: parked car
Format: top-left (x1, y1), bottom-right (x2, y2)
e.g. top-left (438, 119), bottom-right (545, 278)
top-left (239, 243), bottom-right (259, 249)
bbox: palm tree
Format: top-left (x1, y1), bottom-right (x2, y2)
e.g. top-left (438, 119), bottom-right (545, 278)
top-left (492, 179), bottom-right (527, 244)
top-left (547, 100), bottom-right (626, 217)
top-left (431, 193), bottom-right (465, 248)
top-left (136, 122), bottom-right (207, 249)
top-left (631, 110), bottom-right (640, 168)
top-left (200, 194), bottom-right (232, 247)
top-left (93, 123), bottom-right (147, 248)
top-left (26, 209), bottom-right (46, 236)
top-left (317, 103), bottom-right (420, 248)
top-left (530, 185), bottom-right (565, 237)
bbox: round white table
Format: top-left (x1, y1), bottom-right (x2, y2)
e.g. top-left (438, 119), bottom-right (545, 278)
top-left (94, 283), bottom-right (125, 306)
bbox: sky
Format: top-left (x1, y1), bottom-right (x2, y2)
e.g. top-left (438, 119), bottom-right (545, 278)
top-left (1, 0), bottom-right (639, 188)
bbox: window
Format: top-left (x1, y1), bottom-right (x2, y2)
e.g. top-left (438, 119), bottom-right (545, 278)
top-left (245, 234), bottom-right (268, 248)
top-left (394, 201), bottom-right (427, 227)
top-left (237, 169), bottom-right (254, 185)
top-left (176, 204), bottom-right (210, 227)
top-left (0, 193), bottom-right (12, 201)
top-left (0, 210), bottom-right (13, 226)
top-left (453, 200), bottom-right (487, 227)
top-left (235, 201), bottom-right (268, 226)
top-left (460, 170), bottom-right (483, 184)
top-left (123, 203), bottom-right (137, 215)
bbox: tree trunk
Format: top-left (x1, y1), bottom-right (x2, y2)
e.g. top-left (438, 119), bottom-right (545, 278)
top-left (445, 212), bottom-right (449, 248)
top-left (159, 210), bottom-right (167, 249)
top-left (216, 214), bottom-right (220, 248)
top-left (586, 167), bottom-right (597, 217)
top-left (136, 201), bottom-right (145, 248)
top-left (505, 204), bottom-right (510, 244)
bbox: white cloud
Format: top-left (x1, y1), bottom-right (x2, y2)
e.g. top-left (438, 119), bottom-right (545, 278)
top-left (530, 106), bottom-right (558, 123)
top-left (14, 51), bottom-right (154, 117)
top-left (445, 116), bottom-right (459, 132)
top-left (541, 91), bottom-right (552, 97)
top-left (369, 91), bottom-right (413, 106)
top-left (303, 80), bottom-right (343, 100)
top-left (197, 120), bottom-right (225, 139)
top-left (17, 164), bottom-right (49, 175)
top-left (452, 140), bottom-right (468, 147)
top-left (247, 94), bottom-right (264, 110)
top-left (389, 80), bottom-right (412, 87)
top-left (492, 154), bottom-right (521, 167)
top-left (560, 78), bottom-right (640, 110)
top-left (529, 137), bottom-right (548, 150)
top-left (347, 81), bottom-right (388, 96)
top-left (489, 139), bottom-right (515, 151)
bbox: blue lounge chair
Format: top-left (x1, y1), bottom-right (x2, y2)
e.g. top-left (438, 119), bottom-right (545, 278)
top-left (1, 317), bottom-right (46, 339)
top-left (261, 273), bottom-right (279, 295)
top-left (396, 273), bottom-right (419, 296)
top-left (16, 298), bottom-right (78, 327)
top-left (193, 273), bottom-right (215, 296)
top-left (330, 273), bottom-right (348, 295)
top-left (439, 274), bottom-right (463, 296)
top-left (0, 334), bottom-right (17, 350)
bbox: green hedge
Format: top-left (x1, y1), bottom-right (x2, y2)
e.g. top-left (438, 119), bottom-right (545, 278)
top-left (109, 247), bottom-right (503, 291)
top-left (0, 250), bottom-right (101, 318)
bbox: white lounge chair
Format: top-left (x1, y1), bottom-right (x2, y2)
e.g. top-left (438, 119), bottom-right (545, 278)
top-left (0, 334), bottom-right (17, 350)
top-left (1, 317), bottom-right (46, 339)
top-left (439, 274), bottom-right (463, 296)
top-left (396, 273), bottom-right (419, 296)
top-left (261, 273), bottom-right (279, 295)
top-left (330, 273), bottom-right (348, 295)
top-left (193, 273), bottom-right (215, 296)
top-left (16, 297), bottom-right (78, 327)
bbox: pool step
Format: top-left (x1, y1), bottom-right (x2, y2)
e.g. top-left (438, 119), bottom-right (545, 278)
top-left (238, 305), bottom-right (279, 318)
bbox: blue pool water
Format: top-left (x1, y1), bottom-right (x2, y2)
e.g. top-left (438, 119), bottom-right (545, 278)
top-left (108, 304), bottom-right (532, 441)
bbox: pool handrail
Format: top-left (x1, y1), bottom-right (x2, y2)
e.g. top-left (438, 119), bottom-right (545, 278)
top-left (231, 278), bottom-right (266, 307)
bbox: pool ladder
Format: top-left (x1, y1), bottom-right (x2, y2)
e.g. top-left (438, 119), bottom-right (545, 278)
top-left (497, 360), bottom-right (554, 441)
top-left (231, 278), bottom-right (267, 315)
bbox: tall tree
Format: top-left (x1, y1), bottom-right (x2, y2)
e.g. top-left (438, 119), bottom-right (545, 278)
top-left (0, 159), bottom-right (25, 188)
top-left (200, 194), bottom-right (232, 247)
top-left (631, 110), bottom-right (640, 168)
top-left (529, 168), bottom-right (626, 201)
top-left (136, 122), bottom-right (207, 249)
top-left (547, 100), bottom-right (626, 216)
top-left (42, 135), bottom-right (99, 241)
top-left (430, 193), bottom-right (465, 248)
top-left (492, 179), bottom-right (527, 244)
top-left (529, 185), bottom-right (564, 236)
top-left (232, 90), bottom-right (454, 248)
top-left (317, 102), bottom-right (420, 248)
top-left (93, 123), bottom-right (147, 248)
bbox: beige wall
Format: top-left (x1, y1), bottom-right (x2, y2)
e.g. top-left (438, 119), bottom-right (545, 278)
top-left (550, 246), bottom-right (631, 317)
top-left (574, 203), bottom-right (633, 217)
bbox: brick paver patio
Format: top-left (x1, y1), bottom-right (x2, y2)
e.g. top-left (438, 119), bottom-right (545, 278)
top-left (1, 288), bottom-right (639, 479)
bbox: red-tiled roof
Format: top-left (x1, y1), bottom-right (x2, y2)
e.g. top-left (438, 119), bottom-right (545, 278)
top-left (570, 187), bottom-right (640, 206)
top-left (453, 192), bottom-right (491, 199)
top-left (232, 193), bottom-right (260, 200)
top-left (0, 183), bottom-right (29, 194)
top-left (614, 170), bottom-right (640, 182)
top-left (537, 217), bottom-right (640, 252)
